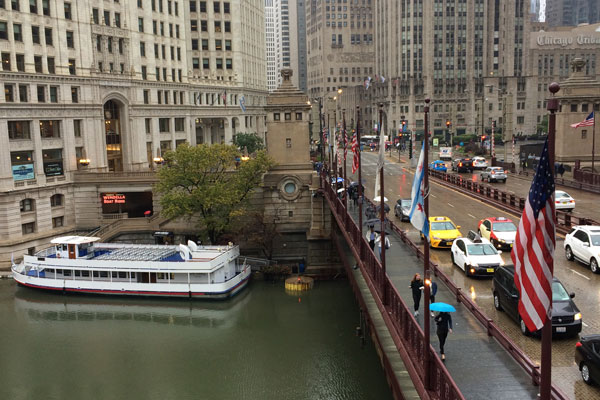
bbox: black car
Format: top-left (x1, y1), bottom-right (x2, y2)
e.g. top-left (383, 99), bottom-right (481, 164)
top-left (394, 199), bottom-right (412, 222)
top-left (451, 158), bottom-right (474, 173)
top-left (575, 335), bottom-right (600, 385)
top-left (492, 265), bottom-right (582, 337)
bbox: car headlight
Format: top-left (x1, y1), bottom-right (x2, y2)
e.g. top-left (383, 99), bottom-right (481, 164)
top-left (500, 260), bottom-right (505, 266)
top-left (470, 262), bottom-right (478, 267)
top-left (499, 239), bottom-right (506, 243)
top-left (574, 313), bottom-right (582, 321)
top-left (433, 236), bottom-right (441, 241)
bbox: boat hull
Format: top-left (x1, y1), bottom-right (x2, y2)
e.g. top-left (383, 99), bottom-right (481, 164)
top-left (12, 267), bottom-right (252, 300)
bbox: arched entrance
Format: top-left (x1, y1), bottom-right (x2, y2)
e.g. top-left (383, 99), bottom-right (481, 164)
top-left (104, 100), bottom-right (123, 171)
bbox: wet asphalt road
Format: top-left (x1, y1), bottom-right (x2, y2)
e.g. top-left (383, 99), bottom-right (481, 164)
top-left (346, 151), bottom-right (600, 400)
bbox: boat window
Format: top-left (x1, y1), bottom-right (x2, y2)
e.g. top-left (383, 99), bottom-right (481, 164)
top-left (157, 272), bottom-right (165, 279)
top-left (75, 270), bottom-right (81, 277)
top-left (82, 271), bottom-right (89, 277)
top-left (63, 270), bottom-right (71, 277)
top-left (118, 272), bottom-right (127, 279)
top-left (45, 268), bottom-right (54, 273)
top-left (100, 271), bottom-right (108, 278)
top-left (130, 272), bottom-right (136, 278)
top-left (93, 271), bottom-right (99, 278)
top-left (112, 272), bottom-right (118, 278)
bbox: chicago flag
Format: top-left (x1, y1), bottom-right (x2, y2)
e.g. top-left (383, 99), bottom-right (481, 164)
top-left (408, 142), bottom-right (429, 240)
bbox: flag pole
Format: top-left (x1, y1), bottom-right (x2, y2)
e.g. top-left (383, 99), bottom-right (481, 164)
top-left (378, 103), bottom-right (387, 305)
top-left (593, 111), bottom-right (596, 173)
top-left (540, 82), bottom-right (559, 400)
top-left (357, 106), bottom-right (363, 237)
top-left (343, 109), bottom-right (348, 208)
top-left (423, 98), bottom-right (431, 390)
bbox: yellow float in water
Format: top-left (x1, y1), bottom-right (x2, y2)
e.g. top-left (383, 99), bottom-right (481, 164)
top-left (285, 276), bottom-right (314, 292)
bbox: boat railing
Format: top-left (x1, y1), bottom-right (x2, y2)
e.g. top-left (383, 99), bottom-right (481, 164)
top-left (35, 247), bottom-right (57, 258)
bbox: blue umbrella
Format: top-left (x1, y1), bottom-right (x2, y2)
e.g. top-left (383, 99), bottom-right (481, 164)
top-left (430, 302), bottom-right (456, 313)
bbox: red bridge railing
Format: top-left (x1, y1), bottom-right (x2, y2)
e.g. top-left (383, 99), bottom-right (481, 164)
top-left (321, 172), bottom-right (569, 400)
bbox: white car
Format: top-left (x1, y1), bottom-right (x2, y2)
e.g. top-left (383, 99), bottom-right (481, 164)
top-left (472, 156), bottom-right (488, 170)
top-left (451, 232), bottom-right (505, 277)
top-left (555, 190), bottom-right (575, 212)
top-left (564, 226), bottom-right (600, 273)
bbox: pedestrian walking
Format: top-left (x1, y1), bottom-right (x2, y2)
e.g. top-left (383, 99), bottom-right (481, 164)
top-left (375, 234), bottom-right (391, 259)
top-left (409, 273), bottom-right (424, 317)
top-left (366, 227), bottom-right (378, 251)
top-left (429, 280), bottom-right (438, 317)
top-left (434, 311), bottom-right (453, 360)
top-left (351, 188), bottom-right (359, 208)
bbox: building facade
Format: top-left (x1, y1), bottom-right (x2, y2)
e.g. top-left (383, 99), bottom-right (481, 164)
top-left (0, 0), bottom-right (267, 267)
top-left (546, 0), bottom-right (600, 27)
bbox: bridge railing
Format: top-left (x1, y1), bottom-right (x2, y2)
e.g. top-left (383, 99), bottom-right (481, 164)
top-left (322, 172), bottom-right (569, 400)
top-left (322, 173), bottom-right (464, 400)
top-left (428, 169), bottom-right (599, 235)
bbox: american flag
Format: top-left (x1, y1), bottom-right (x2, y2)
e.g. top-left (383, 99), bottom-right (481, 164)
top-left (351, 131), bottom-right (359, 174)
top-left (343, 128), bottom-right (348, 161)
top-left (511, 138), bottom-right (555, 332)
top-left (570, 111), bottom-right (594, 128)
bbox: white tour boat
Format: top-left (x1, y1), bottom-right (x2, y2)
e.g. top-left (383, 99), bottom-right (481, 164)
top-left (11, 236), bottom-right (251, 299)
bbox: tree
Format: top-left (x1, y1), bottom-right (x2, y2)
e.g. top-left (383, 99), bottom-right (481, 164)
top-left (536, 115), bottom-right (548, 135)
top-left (154, 143), bottom-right (275, 244)
top-left (233, 132), bottom-right (264, 154)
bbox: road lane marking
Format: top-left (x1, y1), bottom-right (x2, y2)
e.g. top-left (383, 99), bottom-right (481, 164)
top-left (468, 214), bottom-right (476, 219)
top-left (570, 269), bottom-right (590, 280)
top-left (447, 203), bottom-right (454, 208)
top-left (431, 194), bottom-right (437, 198)
top-left (583, 322), bottom-right (589, 327)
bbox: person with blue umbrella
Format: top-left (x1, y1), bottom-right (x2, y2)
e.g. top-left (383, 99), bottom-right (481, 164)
top-left (430, 302), bottom-right (455, 361)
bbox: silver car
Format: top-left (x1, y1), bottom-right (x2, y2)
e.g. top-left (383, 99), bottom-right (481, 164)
top-left (480, 167), bottom-right (507, 183)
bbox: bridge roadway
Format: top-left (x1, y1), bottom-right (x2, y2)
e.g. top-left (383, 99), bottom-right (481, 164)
top-left (340, 201), bottom-right (540, 399)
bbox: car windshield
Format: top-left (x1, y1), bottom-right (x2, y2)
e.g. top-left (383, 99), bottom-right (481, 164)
top-left (591, 235), bottom-right (600, 246)
top-left (493, 222), bottom-right (517, 232)
top-left (401, 200), bottom-right (412, 207)
top-left (431, 222), bottom-right (456, 230)
top-left (491, 168), bottom-right (503, 173)
top-left (552, 281), bottom-right (571, 302)
top-left (555, 191), bottom-right (570, 198)
top-left (467, 244), bottom-right (497, 255)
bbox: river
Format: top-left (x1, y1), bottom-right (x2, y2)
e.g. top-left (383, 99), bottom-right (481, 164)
top-left (0, 279), bottom-right (392, 400)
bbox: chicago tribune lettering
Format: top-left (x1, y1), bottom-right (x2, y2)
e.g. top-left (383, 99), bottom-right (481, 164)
top-left (536, 35), bottom-right (600, 47)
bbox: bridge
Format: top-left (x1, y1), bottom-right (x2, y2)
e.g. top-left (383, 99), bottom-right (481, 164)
top-left (319, 170), bottom-right (570, 400)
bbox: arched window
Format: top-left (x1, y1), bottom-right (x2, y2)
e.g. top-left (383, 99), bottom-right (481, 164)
top-left (50, 194), bottom-right (64, 207)
top-left (20, 198), bottom-right (35, 212)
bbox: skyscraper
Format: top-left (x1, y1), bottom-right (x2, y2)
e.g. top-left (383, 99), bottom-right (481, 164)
top-left (546, 0), bottom-right (600, 27)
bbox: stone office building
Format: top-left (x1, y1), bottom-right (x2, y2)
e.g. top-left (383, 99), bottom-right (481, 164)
top-left (0, 0), bottom-right (267, 267)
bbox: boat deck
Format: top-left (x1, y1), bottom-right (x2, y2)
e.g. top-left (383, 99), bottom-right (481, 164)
top-left (92, 247), bottom-right (184, 262)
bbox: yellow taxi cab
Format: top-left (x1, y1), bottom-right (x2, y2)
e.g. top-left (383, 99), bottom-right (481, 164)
top-left (423, 216), bottom-right (462, 248)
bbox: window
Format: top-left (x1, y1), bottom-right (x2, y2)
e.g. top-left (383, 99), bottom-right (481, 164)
top-left (143, 89), bottom-right (149, 104)
top-left (224, 21), bottom-right (230, 32)
top-left (138, 0), bottom-right (143, 8)
top-left (582, 130), bottom-right (587, 139)
top-left (226, 58), bottom-right (232, 70)
top-left (190, 0), bottom-right (196, 12)
top-left (11, 0), bottom-right (19, 11)
top-left (40, 120), bottom-right (61, 138)
top-left (199, 1), bottom-right (206, 12)
top-left (71, 87), bottom-right (78, 103)
top-left (201, 39), bottom-right (208, 50)
top-left (73, 119), bottom-right (81, 137)
top-left (202, 58), bottom-right (209, 69)
top-left (118, 38), bottom-right (123, 54)
top-left (13, 23), bottom-right (22, 41)
top-left (4, 83), bottom-right (14, 102)
top-left (145, 118), bottom-right (152, 133)
top-left (49, 86), bottom-right (57, 102)
top-left (296, 112), bottom-right (302, 120)
top-left (63, 2), bottom-right (71, 19)
top-left (216, 58), bottom-right (222, 69)
top-left (274, 113), bottom-right (280, 121)
top-left (0, 21), bottom-right (6, 40)
top-left (42, 0), bottom-right (48, 15)
top-left (140, 41), bottom-right (146, 57)
top-left (159, 118), bottom-right (169, 132)
top-left (191, 20), bottom-right (198, 31)
top-left (571, 104), bottom-right (578, 112)
top-left (286, 138), bottom-right (292, 148)
top-left (8, 121), bottom-right (30, 139)
top-left (200, 20), bottom-right (207, 31)
top-left (175, 118), bottom-right (185, 132)
top-left (66, 31), bottom-right (74, 48)
top-left (34, 56), bottom-right (42, 73)
top-left (104, 10), bottom-right (110, 26)
top-left (31, 25), bottom-right (40, 44)
top-left (47, 57), bottom-right (54, 73)
top-left (29, 0), bottom-right (37, 14)
top-left (115, 13), bottom-right (121, 28)
top-left (138, 18), bottom-right (144, 32)
top-left (225, 40), bottom-right (231, 51)
top-left (92, 8), bottom-right (99, 24)
top-left (107, 37), bottom-right (112, 52)
top-left (285, 113), bottom-right (291, 121)
top-left (213, 1), bottom-right (219, 12)
top-left (20, 199), bottom-right (34, 212)
top-left (1, 52), bottom-right (9, 70)
top-left (22, 222), bottom-right (36, 234)
top-left (141, 66), bottom-right (147, 80)
top-left (68, 59), bottom-right (75, 75)
top-left (44, 27), bottom-right (52, 45)
top-left (52, 216), bottom-right (64, 228)
top-left (224, 2), bottom-right (229, 13)
top-left (215, 39), bottom-right (222, 50)
top-left (18, 84), bottom-right (27, 102)
top-left (214, 21), bottom-right (221, 32)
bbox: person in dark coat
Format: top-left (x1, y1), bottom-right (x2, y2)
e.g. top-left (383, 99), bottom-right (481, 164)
top-left (429, 280), bottom-right (438, 317)
top-left (366, 227), bottom-right (378, 251)
top-left (434, 312), bottom-right (453, 360)
top-left (409, 273), bottom-right (424, 317)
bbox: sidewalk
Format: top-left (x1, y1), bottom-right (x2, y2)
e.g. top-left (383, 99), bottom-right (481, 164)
top-left (347, 204), bottom-right (539, 399)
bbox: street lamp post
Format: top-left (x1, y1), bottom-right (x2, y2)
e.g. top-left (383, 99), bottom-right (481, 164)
top-left (378, 103), bottom-right (387, 306)
top-left (423, 98), bottom-right (431, 390)
top-left (342, 109), bottom-right (348, 209)
top-left (356, 106), bottom-right (364, 237)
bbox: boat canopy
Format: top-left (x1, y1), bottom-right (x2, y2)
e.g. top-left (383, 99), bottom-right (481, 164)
top-left (50, 236), bottom-right (101, 245)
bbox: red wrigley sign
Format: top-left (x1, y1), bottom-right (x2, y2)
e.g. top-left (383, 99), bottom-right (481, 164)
top-left (102, 194), bottom-right (126, 204)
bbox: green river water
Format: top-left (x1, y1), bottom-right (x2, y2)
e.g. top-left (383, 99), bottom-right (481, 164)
top-left (0, 279), bottom-right (392, 400)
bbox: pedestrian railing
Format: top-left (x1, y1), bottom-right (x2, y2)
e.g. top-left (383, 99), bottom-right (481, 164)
top-left (322, 172), bottom-right (464, 400)
top-left (428, 169), bottom-right (599, 235)
top-left (322, 171), bottom-right (570, 400)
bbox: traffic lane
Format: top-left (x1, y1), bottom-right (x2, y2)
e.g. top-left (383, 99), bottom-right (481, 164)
top-left (446, 169), bottom-right (600, 221)
top-left (352, 153), bottom-right (600, 398)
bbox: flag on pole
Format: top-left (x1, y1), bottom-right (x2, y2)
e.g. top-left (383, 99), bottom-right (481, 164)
top-left (336, 132), bottom-right (342, 168)
top-left (380, 76), bottom-right (386, 83)
top-left (373, 122), bottom-right (385, 199)
top-left (343, 128), bottom-right (348, 161)
top-left (408, 142), bottom-right (429, 240)
top-left (511, 138), bottom-right (555, 332)
top-left (570, 111), bottom-right (594, 128)
top-left (351, 131), bottom-right (359, 174)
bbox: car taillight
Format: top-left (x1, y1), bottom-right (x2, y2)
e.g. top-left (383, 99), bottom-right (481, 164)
top-left (504, 170), bottom-right (509, 174)
top-left (570, 200), bottom-right (575, 203)
top-left (459, 163), bottom-right (463, 167)
top-left (555, 201), bottom-right (560, 204)
top-left (576, 342), bottom-right (582, 348)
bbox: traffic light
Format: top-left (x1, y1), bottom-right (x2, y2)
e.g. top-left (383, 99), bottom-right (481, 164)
top-left (401, 120), bottom-right (407, 132)
top-left (446, 120), bottom-right (451, 128)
